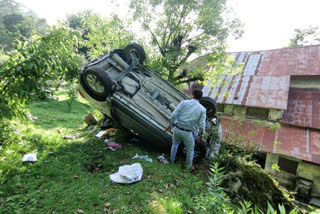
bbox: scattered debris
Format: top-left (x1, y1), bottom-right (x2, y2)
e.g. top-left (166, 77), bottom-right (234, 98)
top-left (109, 163), bottom-right (143, 184)
top-left (95, 131), bottom-right (106, 138)
top-left (174, 179), bottom-right (180, 187)
top-left (107, 142), bottom-right (122, 149)
top-left (130, 138), bottom-right (140, 143)
top-left (157, 155), bottom-right (168, 164)
top-left (132, 154), bottom-right (152, 162)
top-left (105, 128), bottom-right (116, 136)
top-left (62, 136), bottom-right (76, 139)
top-left (22, 153), bottom-right (37, 162)
top-left (18, 150), bottom-right (26, 155)
top-left (105, 147), bottom-right (116, 152)
top-left (104, 137), bottom-right (115, 143)
top-left (95, 128), bottom-right (117, 139)
top-left (75, 208), bottom-right (84, 214)
top-left (84, 113), bottom-right (98, 125)
top-left (27, 114), bottom-right (38, 121)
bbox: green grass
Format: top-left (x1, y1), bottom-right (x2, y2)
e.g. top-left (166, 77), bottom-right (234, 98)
top-left (0, 93), bottom-right (209, 213)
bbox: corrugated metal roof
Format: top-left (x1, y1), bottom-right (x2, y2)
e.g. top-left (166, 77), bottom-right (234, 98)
top-left (259, 45), bottom-right (320, 76)
top-left (281, 89), bottom-right (320, 129)
top-left (203, 75), bottom-right (290, 109)
top-left (203, 44), bottom-right (320, 110)
top-left (221, 117), bottom-right (320, 165)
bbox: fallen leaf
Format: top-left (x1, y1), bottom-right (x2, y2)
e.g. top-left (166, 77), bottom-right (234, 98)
top-left (105, 203), bottom-right (111, 207)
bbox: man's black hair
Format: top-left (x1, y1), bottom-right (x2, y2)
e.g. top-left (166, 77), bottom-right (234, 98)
top-left (192, 89), bottom-right (203, 100)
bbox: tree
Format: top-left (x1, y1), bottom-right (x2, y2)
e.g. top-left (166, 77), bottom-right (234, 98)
top-left (0, 0), bottom-right (48, 52)
top-left (64, 11), bottom-right (134, 60)
top-left (0, 26), bottom-right (82, 118)
top-left (288, 26), bottom-right (320, 47)
top-left (129, 0), bottom-right (242, 85)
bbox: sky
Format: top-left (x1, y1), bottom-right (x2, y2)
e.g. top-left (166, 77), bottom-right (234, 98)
top-left (16, 0), bottom-right (320, 52)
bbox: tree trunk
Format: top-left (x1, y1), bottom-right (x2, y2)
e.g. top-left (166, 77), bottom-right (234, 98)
top-left (168, 70), bottom-right (175, 83)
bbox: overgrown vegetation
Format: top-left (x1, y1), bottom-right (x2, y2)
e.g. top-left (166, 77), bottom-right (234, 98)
top-left (288, 26), bottom-right (320, 47)
top-left (0, 93), bottom-right (209, 213)
top-left (0, 0), bottom-right (47, 52)
top-left (1, 93), bottom-right (319, 213)
top-left (0, 26), bottom-right (82, 118)
top-left (1, 1), bottom-right (320, 213)
top-left (129, 0), bottom-right (243, 85)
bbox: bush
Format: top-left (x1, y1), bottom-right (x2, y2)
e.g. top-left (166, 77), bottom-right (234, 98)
top-left (0, 26), bottom-right (82, 119)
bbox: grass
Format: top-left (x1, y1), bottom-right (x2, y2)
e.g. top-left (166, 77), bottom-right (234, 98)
top-left (0, 92), bottom-right (210, 214)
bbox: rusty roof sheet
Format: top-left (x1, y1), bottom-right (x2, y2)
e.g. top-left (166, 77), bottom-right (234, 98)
top-left (259, 45), bottom-right (320, 76)
top-left (221, 117), bottom-right (320, 164)
top-left (203, 75), bottom-right (290, 109)
top-left (203, 44), bottom-right (320, 110)
top-left (281, 89), bottom-right (320, 129)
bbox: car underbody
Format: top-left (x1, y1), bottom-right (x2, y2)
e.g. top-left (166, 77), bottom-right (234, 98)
top-left (78, 43), bottom-right (221, 159)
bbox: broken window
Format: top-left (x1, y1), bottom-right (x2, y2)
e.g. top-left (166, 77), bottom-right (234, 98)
top-left (278, 157), bottom-right (298, 174)
top-left (246, 107), bottom-right (269, 120)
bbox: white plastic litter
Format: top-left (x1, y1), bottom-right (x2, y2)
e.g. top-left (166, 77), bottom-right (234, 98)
top-left (132, 153), bottom-right (153, 162)
top-left (95, 131), bottom-right (106, 138)
top-left (109, 163), bottom-right (143, 184)
top-left (157, 155), bottom-right (168, 164)
top-left (22, 153), bottom-right (37, 162)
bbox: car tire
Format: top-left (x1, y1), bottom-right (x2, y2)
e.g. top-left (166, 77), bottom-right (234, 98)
top-left (81, 66), bottom-right (113, 101)
top-left (124, 43), bottom-right (146, 65)
top-left (200, 97), bottom-right (217, 120)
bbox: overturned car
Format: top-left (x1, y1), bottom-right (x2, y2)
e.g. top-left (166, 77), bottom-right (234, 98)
top-left (78, 43), bottom-right (221, 159)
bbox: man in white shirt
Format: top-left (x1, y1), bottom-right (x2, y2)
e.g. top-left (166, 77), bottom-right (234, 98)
top-left (165, 89), bottom-right (206, 169)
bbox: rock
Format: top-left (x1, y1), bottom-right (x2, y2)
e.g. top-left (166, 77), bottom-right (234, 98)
top-left (295, 178), bottom-right (313, 202)
top-left (309, 198), bottom-right (320, 208)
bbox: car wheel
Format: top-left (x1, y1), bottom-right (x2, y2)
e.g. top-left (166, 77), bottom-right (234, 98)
top-left (124, 43), bottom-right (146, 65)
top-left (81, 66), bottom-right (113, 101)
top-left (200, 97), bottom-right (217, 120)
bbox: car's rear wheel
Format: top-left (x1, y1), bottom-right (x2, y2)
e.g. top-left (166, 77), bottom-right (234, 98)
top-left (81, 66), bottom-right (113, 101)
top-left (200, 97), bottom-right (217, 120)
top-left (124, 43), bottom-right (146, 65)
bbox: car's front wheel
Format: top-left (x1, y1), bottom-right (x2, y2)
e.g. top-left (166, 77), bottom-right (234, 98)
top-left (81, 66), bottom-right (113, 101)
